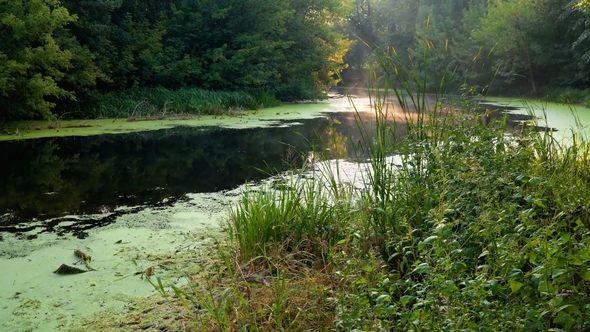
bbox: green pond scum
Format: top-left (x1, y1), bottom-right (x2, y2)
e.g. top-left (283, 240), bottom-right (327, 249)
top-left (481, 96), bottom-right (590, 139)
top-left (0, 102), bottom-right (341, 141)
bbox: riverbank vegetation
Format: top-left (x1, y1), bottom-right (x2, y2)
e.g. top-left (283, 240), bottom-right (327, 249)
top-left (3, 0), bottom-right (590, 121)
top-left (167, 44), bottom-right (590, 330)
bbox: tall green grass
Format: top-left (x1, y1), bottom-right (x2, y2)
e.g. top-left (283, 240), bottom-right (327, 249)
top-left (228, 174), bottom-right (356, 263)
top-left (68, 87), bottom-right (280, 118)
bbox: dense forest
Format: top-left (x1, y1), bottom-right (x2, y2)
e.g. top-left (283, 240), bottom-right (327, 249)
top-left (343, 0), bottom-right (590, 98)
top-left (1, 0), bottom-right (590, 120)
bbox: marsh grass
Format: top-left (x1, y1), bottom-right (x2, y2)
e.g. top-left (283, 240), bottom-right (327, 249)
top-left (72, 87), bottom-right (277, 119)
top-left (179, 43), bottom-right (590, 331)
top-left (227, 172), bottom-right (357, 264)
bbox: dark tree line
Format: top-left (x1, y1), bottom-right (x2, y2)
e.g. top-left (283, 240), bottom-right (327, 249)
top-left (2, 0), bottom-right (590, 120)
top-left (0, 0), bottom-right (351, 119)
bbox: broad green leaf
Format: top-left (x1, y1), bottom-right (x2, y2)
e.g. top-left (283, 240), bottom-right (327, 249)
top-left (529, 251), bottom-right (538, 263)
top-left (533, 199), bottom-right (547, 208)
top-left (451, 262), bottom-right (467, 274)
top-left (552, 269), bottom-right (567, 279)
top-left (362, 265), bottom-right (373, 272)
top-left (400, 295), bottom-right (413, 307)
top-left (412, 263), bottom-right (429, 274)
top-left (568, 255), bottom-right (584, 265)
top-left (529, 177), bottom-right (542, 186)
top-left (578, 268), bottom-right (590, 281)
top-left (554, 304), bottom-right (574, 314)
top-left (509, 280), bottom-right (524, 293)
top-left (538, 280), bottom-right (555, 293)
top-left (507, 269), bottom-right (523, 278)
top-left (443, 282), bottom-right (459, 294)
top-left (355, 277), bottom-right (367, 285)
top-left (420, 235), bottom-right (438, 245)
top-left (375, 294), bottom-right (391, 304)
top-left (560, 232), bottom-right (570, 244)
top-left (553, 312), bottom-right (575, 326)
top-left (579, 247), bottom-right (590, 260)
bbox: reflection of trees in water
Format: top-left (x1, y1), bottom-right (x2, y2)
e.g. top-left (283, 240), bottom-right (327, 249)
top-left (0, 119), bottom-right (356, 230)
top-left (0, 140), bottom-right (79, 223)
top-left (312, 117), bottom-right (350, 160)
top-left (320, 111), bottom-right (408, 161)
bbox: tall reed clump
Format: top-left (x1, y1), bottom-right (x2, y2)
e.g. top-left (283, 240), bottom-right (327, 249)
top-left (176, 172), bottom-right (359, 331)
top-left (228, 173), bottom-right (356, 263)
top-left (77, 87), bottom-right (274, 118)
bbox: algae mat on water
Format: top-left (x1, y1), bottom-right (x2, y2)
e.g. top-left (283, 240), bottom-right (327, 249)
top-left (0, 191), bottom-right (232, 332)
top-left (481, 96), bottom-right (590, 138)
top-left (0, 101), bottom-right (345, 141)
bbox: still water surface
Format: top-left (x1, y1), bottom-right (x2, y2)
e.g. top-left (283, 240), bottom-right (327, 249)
top-left (0, 113), bottom-right (371, 237)
top-left (2, 95), bottom-right (579, 238)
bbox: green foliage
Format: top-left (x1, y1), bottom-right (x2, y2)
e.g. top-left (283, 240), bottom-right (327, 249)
top-left (0, 0), bottom-right (77, 120)
top-left (228, 173), bottom-right (356, 262)
top-left (472, 0), bottom-right (560, 94)
top-left (0, 0), bottom-right (351, 120)
top-left (70, 0), bottom-right (351, 104)
top-left (195, 44), bottom-right (590, 331)
top-left (343, 0), bottom-right (590, 97)
top-left (330, 48), bottom-right (590, 331)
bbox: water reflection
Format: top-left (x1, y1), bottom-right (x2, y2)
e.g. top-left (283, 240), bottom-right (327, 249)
top-left (0, 116), bottom-right (368, 236)
top-left (0, 98), bottom-right (538, 237)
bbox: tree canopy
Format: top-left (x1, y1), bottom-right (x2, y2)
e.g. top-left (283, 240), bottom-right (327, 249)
top-left (0, 0), bottom-right (77, 119)
top-left (342, 0), bottom-right (590, 97)
top-left (0, 0), bottom-right (352, 119)
top-left (2, 0), bottom-right (590, 120)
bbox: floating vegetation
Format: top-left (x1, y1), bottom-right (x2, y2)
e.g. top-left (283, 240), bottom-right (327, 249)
top-left (144, 266), bottom-right (155, 279)
top-left (74, 249), bottom-right (95, 271)
top-left (53, 264), bottom-right (87, 274)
